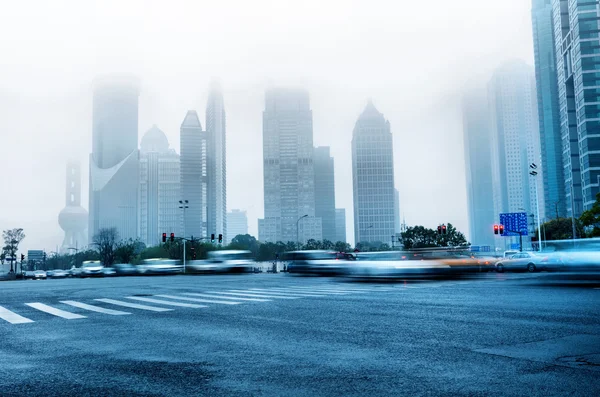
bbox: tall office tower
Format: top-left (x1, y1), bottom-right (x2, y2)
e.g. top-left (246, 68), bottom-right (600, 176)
top-left (180, 110), bottom-right (207, 239)
top-left (394, 189), bottom-right (401, 234)
top-left (488, 61), bottom-right (546, 225)
top-left (313, 146), bottom-right (336, 242)
top-left (258, 88), bottom-right (322, 244)
top-left (532, 0), bottom-right (566, 219)
top-left (335, 208), bottom-right (347, 243)
top-left (352, 101), bottom-right (396, 244)
top-left (206, 82), bottom-right (227, 242)
top-left (139, 126), bottom-right (180, 247)
top-left (89, 76), bottom-right (140, 243)
top-left (59, 161), bottom-right (88, 253)
top-left (552, 0), bottom-right (600, 215)
top-left (227, 209), bottom-right (248, 243)
top-left (463, 90), bottom-right (496, 248)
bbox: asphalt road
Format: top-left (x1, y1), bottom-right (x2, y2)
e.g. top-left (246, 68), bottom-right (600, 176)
top-left (0, 273), bottom-right (599, 396)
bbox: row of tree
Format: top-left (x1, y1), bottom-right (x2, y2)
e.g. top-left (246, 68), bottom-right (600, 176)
top-left (534, 192), bottom-right (600, 240)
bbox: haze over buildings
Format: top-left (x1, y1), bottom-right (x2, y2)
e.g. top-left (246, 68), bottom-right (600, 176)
top-left (313, 146), bottom-right (337, 242)
top-left (227, 209), bottom-right (248, 243)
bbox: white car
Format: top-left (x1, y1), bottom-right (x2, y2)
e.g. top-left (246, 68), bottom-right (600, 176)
top-left (32, 270), bottom-right (47, 280)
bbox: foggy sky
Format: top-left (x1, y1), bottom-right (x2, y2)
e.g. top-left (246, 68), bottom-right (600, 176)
top-left (0, 0), bottom-right (535, 252)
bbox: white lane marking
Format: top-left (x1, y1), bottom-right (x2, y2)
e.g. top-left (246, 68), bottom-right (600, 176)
top-left (183, 293), bottom-right (271, 302)
top-left (95, 298), bottom-right (173, 312)
top-left (155, 294), bottom-right (241, 305)
top-left (25, 303), bottom-right (86, 320)
top-left (208, 291), bottom-right (299, 299)
top-left (281, 287), bottom-right (354, 294)
top-left (0, 306), bottom-right (34, 324)
top-left (126, 296), bottom-right (207, 308)
top-left (289, 286), bottom-right (381, 292)
top-left (248, 288), bottom-right (326, 297)
top-left (60, 301), bottom-right (131, 315)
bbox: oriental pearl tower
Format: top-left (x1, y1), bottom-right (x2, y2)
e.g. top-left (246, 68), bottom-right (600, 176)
top-left (59, 161), bottom-right (88, 253)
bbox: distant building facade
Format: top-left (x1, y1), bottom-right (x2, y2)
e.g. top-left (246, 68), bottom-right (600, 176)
top-left (227, 209), bottom-right (248, 243)
top-left (258, 88), bottom-right (322, 243)
top-left (488, 61), bottom-right (545, 225)
top-left (335, 208), bottom-right (346, 243)
top-left (313, 146), bottom-right (336, 242)
top-left (139, 126), bottom-right (180, 247)
top-left (180, 110), bottom-right (207, 239)
top-left (89, 76), bottom-right (140, 243)
top-left (59, 161), bottom-right (88, 253)
top-left (532, 0), bottom-right (566, 218)
top-left (352, 101), bottom-right (396, 244)
top-left (394, 189), bottom-right (401, 234)
top-left (463, 90), bottom-right (496, 248)
top-left (206, 83), bottom-right (227, 242)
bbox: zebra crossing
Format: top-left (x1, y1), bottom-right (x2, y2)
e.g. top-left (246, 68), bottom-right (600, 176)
top-left (0, 284), bottom-right (395, 325)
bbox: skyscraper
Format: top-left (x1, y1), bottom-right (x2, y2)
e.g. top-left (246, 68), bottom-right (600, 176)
top-left (488, 61), bottom-right (545, 226)
top-left (551, 0), bottom-right (599, 215)
top-left (394, 189), bottom-right (401, 234)
top-left (532, 0), bottom-right (566, 219)
top-left (206, 82), bottom-right (227, 242)
top-left (463, 90), bottom-right (496, 247)
top-left (335, 208), bottom-right (347, 243)
top-left (352, 101), bottom-right (396, 244)
top-left (139, 126), bottom-right (180, 246)
top-left (259, 88), bottom-right (322, 244)
top-left (313, 146), bottom-right (336, 242)
top-left (180, 110), bottom-right (207, 239)
top-left (227, 209), bottom-right (248, 243)
top-left (59, 161), bottom-right (88, 253)
top-left (89, 76), bottom-right (140, 243)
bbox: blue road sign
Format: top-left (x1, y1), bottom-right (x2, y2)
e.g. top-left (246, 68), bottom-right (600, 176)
top-left (481, 245), bottom-right (491, 252)
top-left (499, 212), bottom-right (528, 237)
top-left (510, 243), bottom-right (520, 250)
top-left (470, 246), bottom-right (480, 252)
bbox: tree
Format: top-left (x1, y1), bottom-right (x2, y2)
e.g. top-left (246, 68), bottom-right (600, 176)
top-left (115, 238), bottom-right (139, 264)
top-left (2, 228), bottom-right (25, 272)
top-left (580, 192), bottom-right (600, 237)
top-left (303, 239), bottom-right (320, 250)
top-left (536, 217), bottom-right (584, 240)
top-left (228, 234), bottom-right (260, 256)
top-left (93, 227), bottom-right (119, 266)
top-left (333, 241), bottom-right (351, 253)
top-left (401, 226), bottom-right (437, 249)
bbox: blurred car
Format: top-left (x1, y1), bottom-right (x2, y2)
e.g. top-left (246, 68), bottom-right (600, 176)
top-left (46, 270), bottom-right (54, 278)
top-left (32, 270), bottom-right (47, 280)
top-left (348, 259), bottom-right (451, 280)
top-left (102, 267), bottom-right (117, 277)
top-left (24, 271), bottom-right (35, 279)
top-left (81, 261), bottom-right (104, 277)
top-left (207, 250), bottom-right (255, 274)
top-left (70, 267), bottom-right (83, 278)
top-left (138, 259), bottom-right (182, 275)
top-left (49, 269), bottom-right (69, 279)
top-left (495, 252), bottom-right (545, 273)
top-left (114, 263), bottom-right (139, 276)
top-left (285, 250), bottom-right (353, 276)
top-left (556, 251), bottom-right (600, 272)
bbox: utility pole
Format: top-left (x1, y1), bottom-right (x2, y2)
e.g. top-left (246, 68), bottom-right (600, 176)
top-left (179, 200), bottom-right (189, 273)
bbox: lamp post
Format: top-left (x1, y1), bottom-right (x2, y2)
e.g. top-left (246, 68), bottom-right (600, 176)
top-left (529, 163), bottom-right (542, 253)
top-left (179, 200), bottom-right (189, 273)
top-left (296, 214), bottom-right (308, 249)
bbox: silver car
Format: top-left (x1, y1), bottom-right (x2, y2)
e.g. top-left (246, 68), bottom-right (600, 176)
top-left (495, 252), bottom-right (543, 273)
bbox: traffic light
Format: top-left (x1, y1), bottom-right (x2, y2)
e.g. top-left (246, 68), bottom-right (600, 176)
top-left (218, 234), bottom-right (223, 244)
top-left (494, 224), bottom-right (499, 235)
top-left (442, 225), bottom-right (447, 235)
top-left (211, 233), bottom-right (215, 243)
top-left (170, 233), bottom-right (175, 242)
top-left (162, 233), bottom-right (167, 243)
top-left (499, 224), bottom-right (504, 235)
top-left (20, 254), bottom-right (24, 261)
top-left (191, 247), bottom-right (196, 259)
top-left (437, 225), bottom-right (442, 235)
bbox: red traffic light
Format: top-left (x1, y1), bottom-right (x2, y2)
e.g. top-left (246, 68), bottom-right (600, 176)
top-left (437, 225), bottom-right (442, 234)
top-left (170, 233), bottom-right (175, 242)
top-left (162, 233), bottom-right (167, 243)
top-left (494, 224), bottom-right (499, 235)
top-left (499, 224), bottom-right (504, 235)
top-left (442, 225), bottom-right (447, 235)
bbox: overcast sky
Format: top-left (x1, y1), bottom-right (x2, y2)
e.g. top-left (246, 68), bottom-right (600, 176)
top-left (0, 0), bottom-right (535, 252)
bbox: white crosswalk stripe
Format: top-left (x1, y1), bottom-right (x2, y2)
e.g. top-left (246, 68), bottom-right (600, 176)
top-left (289, 286), bottom-right (378, 293)
top-left (126, 296), bottom-right (207, 308)
top-left (95, 298), bottom-right (173, 312)
top-left (0, 305), bottom-right (34, 324)
top-left (25, 303), bottom-right (86, 320)
top-left (60, 301), bottom-right (131, 315)
top-left (248, 289), bottom-right (327, 297)
top-left (207, 291), bottom-right (299, 299)
top-left (183, 293), bottom-right (271, 302)
top-left (155, 294), bottom-right (241, 305)
top-left (280, 287), bottom-right (354, 294)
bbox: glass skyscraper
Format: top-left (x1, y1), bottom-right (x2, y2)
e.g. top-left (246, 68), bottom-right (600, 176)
top-left (533, 0), bottom-right (567, 219)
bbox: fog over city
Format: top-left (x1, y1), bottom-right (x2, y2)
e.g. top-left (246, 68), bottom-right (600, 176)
top-left (0, 0), bottom-right (533, 251)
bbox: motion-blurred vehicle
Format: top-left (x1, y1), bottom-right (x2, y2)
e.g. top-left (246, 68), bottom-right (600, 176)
top-left (24, 271), bottom-right (35, 279)
top-left (70, 267), bottom-right (82, 278)
top-left (81, 261), bottom-right (104, 277)
top-left (114, 263), bottom-right (139, 276)
top-left (102, 267), bottom-right (117, 277)
top-left (285, 250), bottom-right (353, 276)
top-left (556, 250), bottom-right (600, 272)
top-left (495, 252), bottom-right (548, 273)
top-left (49, 269), bottom-right (69, 279)
top-left (348, 259), bottom-right (451, 280)
top-left (32, 270), bottom-right (47, 280)
top-left (138, 259), bottom-right (182, 275)
top-left (204, 250), bottom-right (255, 274)
top-left (46, 270), bottom-right (54, 278)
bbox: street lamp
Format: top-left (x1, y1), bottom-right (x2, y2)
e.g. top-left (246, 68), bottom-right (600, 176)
top-left (529, 163), bottom-right (542, 253)
top-left (179, 200), bottom-right (189, 273)
top-left (296, 214), bottom-right (309, 249)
